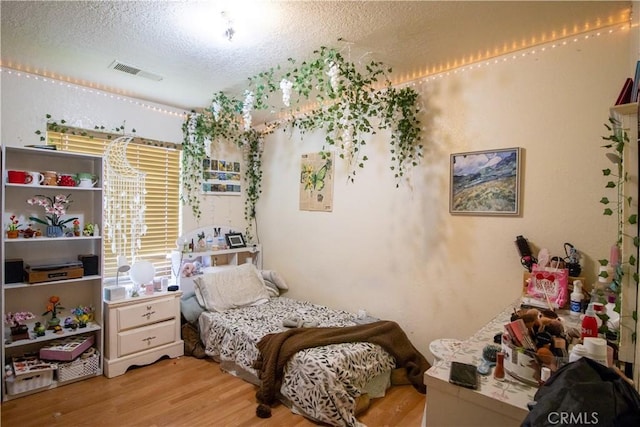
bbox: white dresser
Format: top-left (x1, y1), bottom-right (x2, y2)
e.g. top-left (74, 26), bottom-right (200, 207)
top-left (104, 291), bottom-right (183, 378)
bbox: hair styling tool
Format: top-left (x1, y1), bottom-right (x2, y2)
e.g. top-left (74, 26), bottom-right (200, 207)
top-left (516, 235), bottom-right (537, 272)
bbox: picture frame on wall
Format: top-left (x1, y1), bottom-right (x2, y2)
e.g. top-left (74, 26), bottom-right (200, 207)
top-left (450, 147), bottom-right (522, 216)
top-left (202, 158), bottom-right (242, 196)
top-left (225, 232), bottom-right (246, 248)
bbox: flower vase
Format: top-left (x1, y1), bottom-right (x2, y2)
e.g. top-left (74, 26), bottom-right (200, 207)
top-left (6, 230), bottom-right (19, 239)
top-left (47, 317), bottom-right (61, 330)
top-left (10, 325), bottom-right (29, 341)
top-left (46, 225), bottom-right (64, 238)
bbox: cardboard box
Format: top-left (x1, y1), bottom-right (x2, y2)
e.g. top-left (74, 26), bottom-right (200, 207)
top-left (39, 335), bottom-right (94, 361)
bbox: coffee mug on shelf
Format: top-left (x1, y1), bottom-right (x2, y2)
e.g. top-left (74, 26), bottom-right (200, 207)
top-left (58, 173), bottom-right (77, 187)
top-left (43, 171), bottom-right (58, 186)
top-left (7, 170), bottom-right (28, 184)
top-left (26, 171), bottom-right (44, 186)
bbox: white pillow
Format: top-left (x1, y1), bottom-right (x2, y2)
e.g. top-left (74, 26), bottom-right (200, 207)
top-left (193, 263), bottom-right (269, 312)
top-left (263, 278), bottom-right (280, 297)
top-left (261, 270), bottom-right (289, 290)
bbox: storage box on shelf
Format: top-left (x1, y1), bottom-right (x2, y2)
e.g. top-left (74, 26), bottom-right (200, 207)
top-left (1, 146), bottom-right (104, 401)
top-left (5, 355), bottom-right (55, 396)
top-left (55, 349), bottom-right (100, 383)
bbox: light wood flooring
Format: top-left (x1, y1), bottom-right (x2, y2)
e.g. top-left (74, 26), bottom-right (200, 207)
top-left (1, 356), bottom-right (425, 427)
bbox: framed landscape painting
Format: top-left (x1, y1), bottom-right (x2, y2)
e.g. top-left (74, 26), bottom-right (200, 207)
top-left (450, 147), bottom-right (522, 216)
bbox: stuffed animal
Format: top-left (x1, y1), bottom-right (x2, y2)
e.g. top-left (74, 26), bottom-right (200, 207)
top-left (181, 260), bottom-right (202, 277)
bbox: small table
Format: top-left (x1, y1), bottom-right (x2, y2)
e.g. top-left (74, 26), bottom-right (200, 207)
top-left (423, 300), bottom-right (579, 427)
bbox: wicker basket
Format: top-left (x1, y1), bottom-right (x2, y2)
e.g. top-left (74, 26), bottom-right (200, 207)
top-left (56, 350), bottom-right (100, 383)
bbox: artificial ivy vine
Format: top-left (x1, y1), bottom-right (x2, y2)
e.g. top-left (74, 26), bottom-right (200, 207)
top-left (598, 117), bottom-right (638, 343)
top-left (182, 46), bottom-right (423, 227)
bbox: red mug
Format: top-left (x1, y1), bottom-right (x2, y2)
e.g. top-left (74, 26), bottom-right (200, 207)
top-left (7, 170), bottom-right (29, 184)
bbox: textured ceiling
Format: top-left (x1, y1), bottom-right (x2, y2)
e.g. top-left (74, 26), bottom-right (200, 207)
top-left (0, 1), bottom-right (632, 113)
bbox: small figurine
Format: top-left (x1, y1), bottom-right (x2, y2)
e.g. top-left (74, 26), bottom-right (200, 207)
top-left (33, 321), bottom-right (46, 337)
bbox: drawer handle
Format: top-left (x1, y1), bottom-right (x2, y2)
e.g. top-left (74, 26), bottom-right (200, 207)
top-left (142, 336), bottom-right (156, 346)
top-left (146, 305), bottom-right (153, 311)
top-left (141, 310), bottom-right (156, 320)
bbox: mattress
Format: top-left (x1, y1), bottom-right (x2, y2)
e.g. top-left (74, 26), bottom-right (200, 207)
top-left (198, 297), bottom-right (396, 427)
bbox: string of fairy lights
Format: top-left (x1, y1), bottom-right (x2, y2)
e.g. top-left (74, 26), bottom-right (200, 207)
top-left (0, 21), bottom-right (633, 122)
top-left (0, 67), bottom-right (188, 118)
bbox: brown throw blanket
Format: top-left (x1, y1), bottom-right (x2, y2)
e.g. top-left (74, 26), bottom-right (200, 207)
top-left (253, 320), bottom-right (431, 417)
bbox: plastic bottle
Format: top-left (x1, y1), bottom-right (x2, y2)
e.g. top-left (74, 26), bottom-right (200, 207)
top-left (570, 280), bottom-right (584, 316)
top-left (581, 302), bottom-right (599, 339)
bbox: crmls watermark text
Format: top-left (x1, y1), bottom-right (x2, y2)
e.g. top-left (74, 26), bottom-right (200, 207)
top-left (547, 412), bottom-right (599, 425)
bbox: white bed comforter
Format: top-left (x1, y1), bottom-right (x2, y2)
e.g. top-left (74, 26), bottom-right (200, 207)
top-left (198, 297), bottom-right (396, 427)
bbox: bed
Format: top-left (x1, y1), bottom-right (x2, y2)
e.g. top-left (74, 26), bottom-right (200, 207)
top-left (181, 262), bottom-right (428, 427)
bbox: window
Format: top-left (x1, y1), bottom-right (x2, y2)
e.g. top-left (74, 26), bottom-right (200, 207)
top-left (47, 129), bottom-right (180, 279)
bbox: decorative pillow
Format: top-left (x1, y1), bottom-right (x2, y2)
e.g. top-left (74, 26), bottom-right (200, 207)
top-left (180, 291), bottom-right (206, 324)
top-left (261, 270), bottom-right (289, 290)
top-left (193, 263), bottom-right (269, 312)
top-left (263, 278), bottom-right (280, 297)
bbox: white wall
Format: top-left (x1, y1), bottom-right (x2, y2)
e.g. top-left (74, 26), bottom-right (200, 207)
top-left (258, 27), bottom-right (637, 359)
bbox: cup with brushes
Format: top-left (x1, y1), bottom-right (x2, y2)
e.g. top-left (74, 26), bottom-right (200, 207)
top-left (500, 307), bottom-right (570, 385)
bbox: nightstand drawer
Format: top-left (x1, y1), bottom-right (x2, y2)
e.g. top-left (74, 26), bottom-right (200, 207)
top-left (116, 297), bottom-right (175, 330)
top-left (117, 319), bottom-right (177, 357)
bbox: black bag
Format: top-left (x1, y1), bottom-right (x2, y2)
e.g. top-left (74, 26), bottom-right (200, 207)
top-left (522, 357), bottom-right (640, 427)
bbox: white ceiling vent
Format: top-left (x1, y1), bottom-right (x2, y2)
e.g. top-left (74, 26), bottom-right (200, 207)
top-left (108, 60), bottom-right (163, 81)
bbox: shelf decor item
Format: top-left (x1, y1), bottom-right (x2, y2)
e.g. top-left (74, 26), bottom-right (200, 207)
top-left (5, 215), bottom-right (23, 238)
top-left (71, 305), bottom-right (94, 328)
top-left (26, 194), bottom-right (78, 237)
top-left (5, 311), bottom-right (35, 341)
top-left (42, 295), bottom-right (65, 330)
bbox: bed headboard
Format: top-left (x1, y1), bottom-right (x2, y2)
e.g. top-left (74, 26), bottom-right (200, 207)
top-left (170, 225), bottom-right (261, 293)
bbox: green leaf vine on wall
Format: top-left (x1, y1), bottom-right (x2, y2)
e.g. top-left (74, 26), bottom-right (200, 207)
top-left (182, 45), bottom-right (423, 227)
top-left (598, 116), bottom-right (638, 343)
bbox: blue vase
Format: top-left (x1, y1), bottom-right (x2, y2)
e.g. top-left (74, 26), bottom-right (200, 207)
top-left (46, 225), bottom-right (64, 238)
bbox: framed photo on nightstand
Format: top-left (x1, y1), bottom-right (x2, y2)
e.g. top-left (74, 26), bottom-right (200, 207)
top-left (225, 232), bottom-right (246, 248)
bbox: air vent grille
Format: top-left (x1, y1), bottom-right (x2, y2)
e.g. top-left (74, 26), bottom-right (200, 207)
top-left (108, 60), bottom-right (163, 81)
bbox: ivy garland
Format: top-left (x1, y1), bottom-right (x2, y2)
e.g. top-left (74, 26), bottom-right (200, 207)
top-left (182, 46), bottom-right (423, 225)
top-left (598, 117), bottom-right (638, 343)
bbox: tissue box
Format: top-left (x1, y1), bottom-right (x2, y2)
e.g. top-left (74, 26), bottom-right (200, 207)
top-left (39, 335), bottom-right (94, 361)
top-left (104, 285), bottom-right (126, 301)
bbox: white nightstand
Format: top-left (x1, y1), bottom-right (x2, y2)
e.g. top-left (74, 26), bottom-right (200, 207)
top-left (103, 291), bottom-right (183, 378)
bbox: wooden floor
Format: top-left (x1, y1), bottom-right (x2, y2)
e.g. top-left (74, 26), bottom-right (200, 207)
top-left (1, 356), bottom-right (425, 427)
